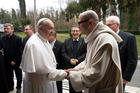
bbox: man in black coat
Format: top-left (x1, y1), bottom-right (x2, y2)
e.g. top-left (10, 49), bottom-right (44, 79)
top-left (0, 37), bottom-right (8, 93)
top-left (62, 26), bottom-right (87, 93)
top-left (22, 25), bottom-right (34, 50)
top-left (1, 23), bottom-right (22, 93)
top-left (106, 16), bottom-right (138, 92)
top-left (48, 30), bottom-right (65, 93)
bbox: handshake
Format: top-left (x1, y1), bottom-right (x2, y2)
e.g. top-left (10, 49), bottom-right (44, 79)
top-left (64, 68), bottom-right (74, 80)
top-left (64, 58), bottom-right (78, 79)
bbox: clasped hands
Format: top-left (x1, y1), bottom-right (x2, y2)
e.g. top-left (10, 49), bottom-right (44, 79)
top-left (64, 68), bottom-right (74, 80)
top-left (11, 61), bottom-right (16, 66)
top-left (70, 58), bottom-right (78, 65)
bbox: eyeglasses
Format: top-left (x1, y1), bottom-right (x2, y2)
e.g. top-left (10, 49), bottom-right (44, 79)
top-left (106, 23), bottom-right (116, 27)
top-left (25, 29), bottom-right (30, 31)
top-left (78, 19), bottom-right (89, 25)
top-left (72, 30), bottom-right (79, 32)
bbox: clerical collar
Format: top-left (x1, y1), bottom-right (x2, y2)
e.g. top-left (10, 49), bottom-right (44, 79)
top-left (116, 29), bottom-right (120, 34)
top-left (73, 38), bottom-right (79, 41)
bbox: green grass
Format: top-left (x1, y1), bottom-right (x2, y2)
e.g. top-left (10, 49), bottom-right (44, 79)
top-left (15, 32), bottom-right (140, 56)
top-left (57, 33), bottom-right (85, 42)
top-left (15, 32), bottom-right (26, 38)
top-left (57, 33), bottom-right (70, 42)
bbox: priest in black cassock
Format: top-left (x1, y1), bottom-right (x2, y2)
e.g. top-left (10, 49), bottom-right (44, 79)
top-left (0, 37), bottom-right (8, 93)
top-left (1, 23), bottom-right (22, 93)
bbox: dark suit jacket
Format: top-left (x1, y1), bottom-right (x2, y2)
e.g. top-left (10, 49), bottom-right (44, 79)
top-left (118, 30), bottom-right (138, 81)
top-left (1, 34), bottom-right (22, 67)
top-left (22, 36), bottom-right (30, 51)
top-left (53, 40), bottom-right (65, 69)
top-left (62, 37), bottom-right (87, 69)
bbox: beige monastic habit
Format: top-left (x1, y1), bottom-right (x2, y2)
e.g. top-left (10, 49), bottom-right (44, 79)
top-left (69, 22), bottom-right (123, 93)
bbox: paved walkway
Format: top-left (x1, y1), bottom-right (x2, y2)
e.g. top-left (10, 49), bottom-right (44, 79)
top-left (10, 79), bottom-right (140, 93)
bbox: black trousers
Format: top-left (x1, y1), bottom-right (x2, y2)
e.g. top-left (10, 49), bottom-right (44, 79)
top-left (57, 81), bottom-right (62, 93)
top-left (6, 66), bottom-right (22, 90)
top-left (69, 81), bottom-right (82, 93)
top-left (0, 55), bottom-right (8, 93)
top-left (123, 84), bottom-right (126, 93)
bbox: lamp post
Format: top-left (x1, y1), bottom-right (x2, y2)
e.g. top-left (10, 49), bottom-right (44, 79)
top-left (34, 0), bottom-right (37, 32)
top-left (59, 0), bottom-right (62, 31)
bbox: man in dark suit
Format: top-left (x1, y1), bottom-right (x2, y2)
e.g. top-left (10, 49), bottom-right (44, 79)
top-left (106, 16), bottom-right (138, 92)
top-left (1, 23), bottom-right (22, 93)
top-left (22, 25), bottom-right (34, 50)
top-left (48, 30), bottom-right (65, 93)
top-left (62, 26), bottom-right (87, 93)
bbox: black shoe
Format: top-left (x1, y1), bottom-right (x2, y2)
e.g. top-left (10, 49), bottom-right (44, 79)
top-left (16, 89), bottom-right (21, 93)
top-left (8, 87), bottom-right (14, 92)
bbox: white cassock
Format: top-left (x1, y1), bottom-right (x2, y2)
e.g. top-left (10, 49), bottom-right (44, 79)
top-left (20, 32), bottom-right (67, 93)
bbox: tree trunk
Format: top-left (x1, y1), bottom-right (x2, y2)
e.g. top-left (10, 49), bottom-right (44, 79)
top-left (18, 0), bottom-right (26, 19)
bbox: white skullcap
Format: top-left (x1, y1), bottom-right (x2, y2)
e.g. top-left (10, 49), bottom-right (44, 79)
top-left (37, 18), bottom-right (48, 27)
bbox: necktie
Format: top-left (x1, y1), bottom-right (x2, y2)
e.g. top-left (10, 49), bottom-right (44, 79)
top-left (73, 40), bottom-right (78, 58)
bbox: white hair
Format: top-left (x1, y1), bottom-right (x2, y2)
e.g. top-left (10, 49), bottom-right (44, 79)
top-left (106, 16), bottom-right (120, 24)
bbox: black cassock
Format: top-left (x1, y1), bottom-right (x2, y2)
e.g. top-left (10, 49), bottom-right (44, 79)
top-left (0, 52), bottom-right (8, 93)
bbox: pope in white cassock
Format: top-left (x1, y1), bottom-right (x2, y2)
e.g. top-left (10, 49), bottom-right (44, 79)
top-left (20, 18), bottom-right (68, 93)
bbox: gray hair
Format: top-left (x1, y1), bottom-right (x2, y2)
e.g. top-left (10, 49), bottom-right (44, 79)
top-left (24, 25), bottom-right (33, 30)
top-left (4, 23), bottom-right (14, 30)
top-left (106, 16), bottom-right (120, 25)
top-left (80, 10), bottom-right (99, 24)
top-left (71, 25), bottom-right (79, 30)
